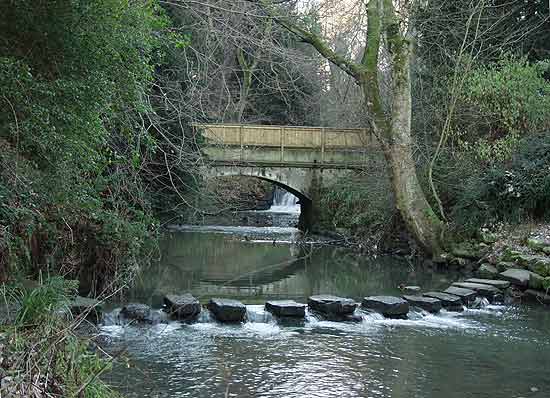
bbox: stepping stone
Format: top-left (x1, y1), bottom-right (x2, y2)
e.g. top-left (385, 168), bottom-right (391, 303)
top-left (524, 289), bottom-right (550, 305)
top-left (164, 294), bottom-right (201, 320)
top-left (265, 300), bottom-right (306, 318)
top-left (69, 296), bottom-right (102, 323)
top-left (308, 295), bottom-right (357, 316)
top-left (423, 292), bottom-right (463, 311)
top-left (443, 286), bottom-right (477, 304)
top-left (476, 264), bottom-right (499, 279)
top-left (499, 269), bottom-right (533, 288)
top-left (362, 296), bottom-right (409, 318)
top-left (465, 278), bottom-right (510, 289)
top-left (120, 303), bottom-right (153, 323)
top-left (451, 282), bottom-right (502, 299)
top-left (402, 295), bottom-right (441, 313)
top-left (207, 298), bottom-right (246, 323)
top-left (402, 286), bottom-right (421, 294)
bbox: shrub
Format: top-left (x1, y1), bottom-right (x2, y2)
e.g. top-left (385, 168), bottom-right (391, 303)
top-left (451, 132), bottom-right (550, 232)
top-left (458, 56), bottom-right (550, 161)
top-left (0, 1), bottom-right (165, 292)
top-left (319, 159), bottom-right (394, 237)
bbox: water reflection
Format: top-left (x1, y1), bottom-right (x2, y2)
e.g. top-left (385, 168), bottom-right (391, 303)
top-left (103, 230), bottom-right (550, 398)
top-left (126, 231), bottom-right (458, 306)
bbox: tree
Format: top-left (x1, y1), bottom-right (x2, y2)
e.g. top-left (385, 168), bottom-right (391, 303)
top-left (256, 0), bottom-right (445, 256)
top-left (0, 0), bottom-right (167, 290)
top-left (160, 0), bottom-right (323, 126)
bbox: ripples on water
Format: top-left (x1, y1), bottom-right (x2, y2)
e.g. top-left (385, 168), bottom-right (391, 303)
top-left (100, 229), bottom-right (550, 398)
top-left (101, 303), bottom-right (550, 398)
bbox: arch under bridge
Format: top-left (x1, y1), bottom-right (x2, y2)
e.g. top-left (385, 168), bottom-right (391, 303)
top-left (195, 123), bottom-right (377, 230)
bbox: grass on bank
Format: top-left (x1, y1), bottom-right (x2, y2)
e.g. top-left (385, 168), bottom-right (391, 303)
top-left (0, 277), bottom-right (119, 398)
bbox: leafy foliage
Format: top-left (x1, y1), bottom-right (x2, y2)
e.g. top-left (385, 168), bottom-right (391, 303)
top-left (319, 162), bottom-right (393, 236)
top-left (15, 276), bottom-right (77, 326)
top-left (450, 133), bottom-right (550, 232)
top-left (459, 56), bottom-right (550, 161)
top-left (0, 0), bottom-right (166, 291)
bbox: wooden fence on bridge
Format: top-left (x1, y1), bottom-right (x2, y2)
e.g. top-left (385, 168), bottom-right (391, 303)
top-left (194, 123), bottom-right (376, 167)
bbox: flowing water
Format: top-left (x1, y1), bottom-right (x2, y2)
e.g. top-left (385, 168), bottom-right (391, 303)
top-left (268, 188), bottom-right (300, 213)
top-left (101, 226), bottom-right (550, 398)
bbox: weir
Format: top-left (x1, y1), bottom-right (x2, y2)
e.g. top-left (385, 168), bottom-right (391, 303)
top-left (269, 187), bottom-right (300, 213)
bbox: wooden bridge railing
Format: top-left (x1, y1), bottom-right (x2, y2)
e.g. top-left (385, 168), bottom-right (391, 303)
top-left (194, 123), bottom-right (373, 148)
top-left (193, 123), bottom-right (376, 166)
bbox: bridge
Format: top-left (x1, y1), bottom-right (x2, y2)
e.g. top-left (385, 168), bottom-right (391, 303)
top-left (195, 123), bottom-right (376, 230)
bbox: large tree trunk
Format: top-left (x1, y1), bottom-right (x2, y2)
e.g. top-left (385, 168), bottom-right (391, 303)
top-left (259, 0), bottom-right (446, 258)
top-left (388, 36), bottom-right (443, 257)
top-left (385, 142), bottom-right (444, 257)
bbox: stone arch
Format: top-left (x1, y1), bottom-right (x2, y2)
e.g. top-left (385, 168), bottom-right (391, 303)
top-left (205, 166), bottom-right (314, 230)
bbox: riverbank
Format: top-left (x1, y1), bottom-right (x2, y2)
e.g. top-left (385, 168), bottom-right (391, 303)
top-left (0, 278), bottom-right (118, 397)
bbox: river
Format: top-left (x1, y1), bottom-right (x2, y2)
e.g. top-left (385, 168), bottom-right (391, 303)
top-left (100, 203), bottom-right (550, 398)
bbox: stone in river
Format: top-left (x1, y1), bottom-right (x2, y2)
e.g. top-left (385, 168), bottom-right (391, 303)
top-left (362, 296), bottom-right (409, 318)
top-left (499, 269), bottom-right (533, 288)
top-left (528, 272), bottom-right (548, 291)
top-left (465, 278), bottom-right (510, 289)
top-left (308, 295), bottom-right (357, 316)
top-left (69, 296), bottom-right (102, 323)
top-left (451, 282), bottom-right (502, 300)
top-left (422, 292), bottom-right (463, 311)
top-left (402, 295), bottom-right (441, 313)
top-left (207, 298), bottom-right (246, 323)
top-left (120, 303), bottom-right (153, 323)
top-left (164, 294), bottom-right (201, 320)
top-left (265, 300), bottom-right (306, 318)
top-left (443, 286), bottom-right (477, 304)
top-left (476, 264), bottom-right (499, 279)
top-left (402, 286), bottom-right (422, 294)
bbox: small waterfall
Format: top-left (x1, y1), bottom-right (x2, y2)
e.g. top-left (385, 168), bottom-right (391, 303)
top-left (269, 187), bottom-right (300, 213)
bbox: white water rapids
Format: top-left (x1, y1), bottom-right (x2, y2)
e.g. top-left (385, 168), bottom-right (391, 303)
top-left (268, 187), bottom-right (300, 213)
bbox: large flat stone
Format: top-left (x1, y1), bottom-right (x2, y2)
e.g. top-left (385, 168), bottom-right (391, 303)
top-left (68, 296), bottom-right (102, 323)
top-left (207, 298), bottom-right (246, 323)
top-left (443, 286), bottom-right (477, 304)
top-left (402, 295), bottom-right (441, 313)
top-left (308, 295), bottom-right (357, 316)
top-left (496, 261), bottom-right (517, 272)
top-left (265, 300), bottom-right (306, 318)
top-left (423, 292), bottom-right (463, 311)
top-left (465, 278), bottom-right (510, 289)
top-left (402, 286), bottom-right (421, 295)
top-left (362, 296), bottom-right (409, 318)
top-left (120, 303), bottom-right (153, 323)
top-left (451, 282), bottom-right (502, 299)
top-left (499, 269), bottom-right (533, 288)
top-left (476, 264), bottom-right (499, 279)
top-left (164, 294), bottom-right (201, 320)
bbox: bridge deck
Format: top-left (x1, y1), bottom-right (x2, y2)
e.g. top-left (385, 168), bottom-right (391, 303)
top-left (194, 123), bottom-right (376, 166)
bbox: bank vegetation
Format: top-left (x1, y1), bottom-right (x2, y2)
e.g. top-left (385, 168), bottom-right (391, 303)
top-left (1, 0), bottom-right (550, 396)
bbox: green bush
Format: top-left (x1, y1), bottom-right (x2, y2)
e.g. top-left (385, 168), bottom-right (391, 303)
top-left (14, 276), bottom-right (77, 326)
top-left (319, 165), bottom-right (394, 235)
top-left (1, 278), bottom-right (119, 397)
top-left (0, 1), bottom-right (166, 291)
top-left (458, 56), bottom-right (550, 161)
top-left (451, 133), bottom-right (550, 232)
